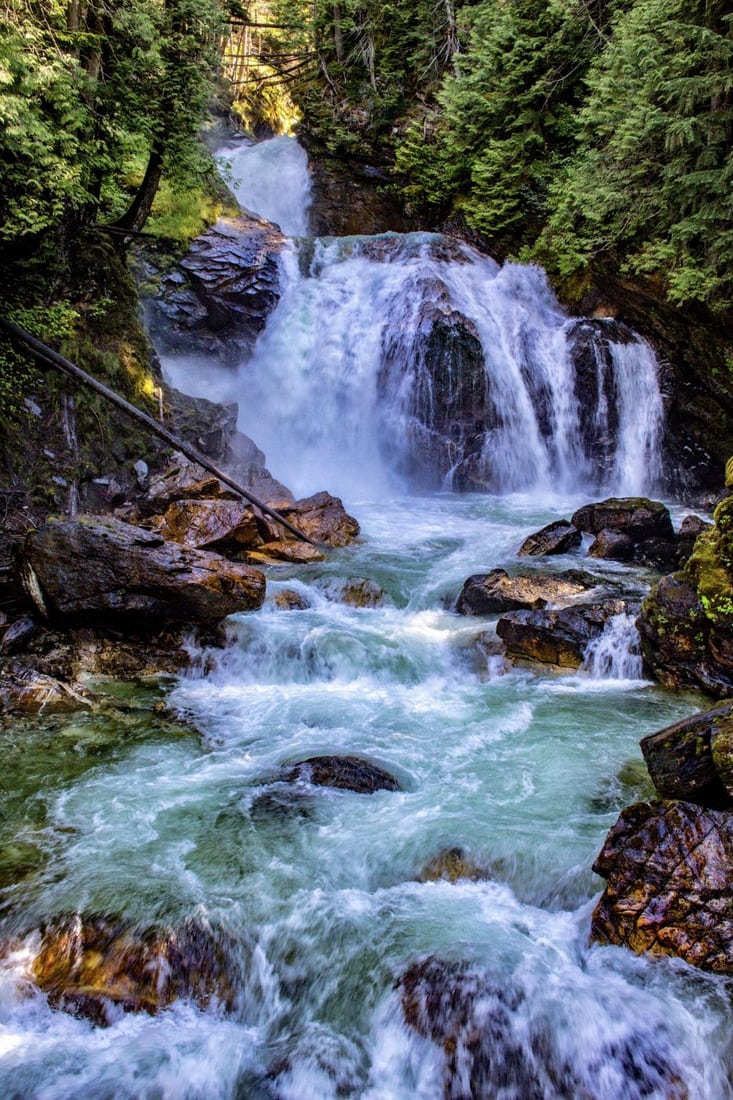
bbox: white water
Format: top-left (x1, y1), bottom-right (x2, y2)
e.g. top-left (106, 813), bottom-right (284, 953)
top-left (218, 136), bottom-right (312, 237)
top-left (2, 141), bottom-right (730, 1099)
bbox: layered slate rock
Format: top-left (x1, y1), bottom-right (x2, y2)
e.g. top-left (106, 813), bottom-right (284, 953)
top-left (281, 755), bottom-right (400, 794)
top-left (397, 955), bottom-right (689, 1099)
top-left (640, 701), bottom-right (733, 809)
top-left (456, 568), bottom-right (595, 615)
top-left (149, 215), bottom-right (285, 363)
top-left (19, 516), bottom-right (265, 626)
top-left (496, 599), bottom-right (630, 670)
top-left (23, 914), bottom-right (238, 1025)
top-left (517, 520), bottom-right (581, 557)
top-left (591, 800), bottom-right (733, 974)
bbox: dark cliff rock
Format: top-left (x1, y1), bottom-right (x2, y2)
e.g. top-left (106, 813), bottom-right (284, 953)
top-left (19, 515), bottom-right (266, 626)
top-left (638, 495), bottom-right (733, 696)
top-left (148, 214), bottom-right (285, 364)
top-left (591, 800), bottom-right (733, 974)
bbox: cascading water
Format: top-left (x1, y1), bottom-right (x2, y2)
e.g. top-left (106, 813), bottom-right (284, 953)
top-left (2, 138), bottom-right (729, 1099)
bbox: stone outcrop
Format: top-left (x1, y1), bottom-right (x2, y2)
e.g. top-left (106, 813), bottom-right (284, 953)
top-left (591, 800), bottom-right (733, 974)
top-left (517, 520), bottom-right (581, 557)
top-left (456, 568), bottom-right (595, 615)
top-left (18, 914), bottom-right (238, 1025)
top-left (638, 496), bottom-right (733, 696)
top-left (496, 599), bottom-right (632, 670)
top-left (281, 755), bottom-right (400, 794)
top-left (571, 496), bottom-right (678, 569)
top-left (19, 515), bottom-right (266, 626)
top-left (148, 215), bottom-right (285, 364)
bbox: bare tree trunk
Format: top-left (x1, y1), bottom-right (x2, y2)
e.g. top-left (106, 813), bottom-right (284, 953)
top-left (111, 144), bottom-right (164, 234)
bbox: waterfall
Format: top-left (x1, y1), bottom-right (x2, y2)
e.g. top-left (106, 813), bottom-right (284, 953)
top-left (216, 137), bottom-right (664, 500)
top-left (583, 612), bottom-right (644, 680)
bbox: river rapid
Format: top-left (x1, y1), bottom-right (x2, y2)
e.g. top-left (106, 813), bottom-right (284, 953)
top-left (1, 138), bottom-right (731, 1098)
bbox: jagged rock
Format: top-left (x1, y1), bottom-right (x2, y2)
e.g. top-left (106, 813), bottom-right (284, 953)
top-left (517, 520), bottom-right (582, 557)
top-left (571, 497), bottom-right (674, 543)
top-left (278, 492), bottom-right (360, 547)
top-left (273, 588), bottom-right (310, 610)
top-left (496, 599), bottom-right (631, 670)
top-left (19, 515), bottom-right (265, 626)
top-left (165, 388), bottom-right (241, 463)
top-left (140, 454), bottom-right (238, 517)
top-left (588, 529), bottom-right (635, 561)
top-left (157, 498), bottom-right (261, 551)
top-left (456, 569), bottom-right (595, 615)
top-left (591, 800), bottom-right (733, 974)
top-left (281, 755), bottom-right (400, 794)
top-left (317, 577), bottom-right (384, 607)
top-left (149, 215), bottom-right (285, 364)
top-left (640, 701), bottom-right (733, 808)
top-left (22, 913), bottom-right (238, 1025)
top-left (397, 955), bottom-right (689, 1099)
top-left (677, 513), bottom-right (713, 563)
top-left (0, 615), bottom-right (38, 654)
top-left (417, 847), bottom-right (490, 883)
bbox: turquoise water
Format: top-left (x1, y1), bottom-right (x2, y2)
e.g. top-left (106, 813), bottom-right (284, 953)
top-left (1, 493), bottom-right (730, 1098)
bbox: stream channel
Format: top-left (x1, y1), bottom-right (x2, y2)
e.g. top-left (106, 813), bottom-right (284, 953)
top-left (0, 136), bottom-right (731, 1098)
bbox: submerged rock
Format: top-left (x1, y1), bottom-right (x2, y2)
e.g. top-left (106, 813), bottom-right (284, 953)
top-left (19, 515), bottom-right (266, 626)
top-left (496, 599), bottom-right (631, 670)
top-left (281, 755), bottom-right (400, 794)
top-left (591, 800), bottom-right (733, 974)
top-left (517, 520), bottom-right (582, 557)
top-left (397, 955), bottom-right (689, 1099)
top-left (317, 577), bottom-right (384, 608)
top-left (273, 588), bottom-right (311, 610)
top-left (417, 847), bottom-right (490, 883)
top-left (23, 913), bottom-right (239, 1025)
top-left (456, 569), bottom-right (595, 615)
top-left (640, 701), bottom-right (733, 808)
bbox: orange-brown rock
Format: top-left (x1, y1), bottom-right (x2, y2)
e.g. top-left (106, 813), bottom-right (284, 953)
top-left (456, 568), bottom-right (595, 615)
top-left (496, 599), bottom-right (631, 670)
top-left (247, 540), bottom-right (324, 564)
top-left (416, 847), bottom-right (490, 883)
top-left (28, 914), bottom-right (238, 1025)
top-left (158, 498), bottom-right (261, 551)
top-left (591, 800), bottom-right (733, 973)
top-left (278, 492), bottom-right (360, 547)
top-left (141, 454), bottom-right (238, 516)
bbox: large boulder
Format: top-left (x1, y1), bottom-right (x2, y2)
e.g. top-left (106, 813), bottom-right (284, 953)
top-left (571, 497), bottom-right (674, 542)
top-left (517, 520), bottom-right (581, 557)
top-left (591, 800), bottom-right (733, 974)
top-left (19, 515), bottom-right (265, 626)
top-left (149, 215), bottom-right (285, 364)
top-left (496, 599), bottom-right (631, 670)
top-left (456, 568), bottom-right (595, 615)
top-left (19, 913), bottom-right (238, 1025)
top-left (155, 498), bottom-right (261, 551)
top-left (640, 701), bottom-right (733, 809)
top-left (276, 492), bottom-right (360, 547)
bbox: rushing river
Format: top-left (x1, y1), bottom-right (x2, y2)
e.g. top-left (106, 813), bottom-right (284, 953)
top-left (1, 139), bottom-right (732, 1098)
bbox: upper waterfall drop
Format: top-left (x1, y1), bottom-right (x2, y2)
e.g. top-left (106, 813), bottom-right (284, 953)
top-left (218, 136), bottom-right (312, 237)
top-left (219, 138), bottom-right (664, 501)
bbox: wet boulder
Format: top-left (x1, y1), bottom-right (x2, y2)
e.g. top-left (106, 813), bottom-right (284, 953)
top-left (677, 514), bottom-right (713, 565)
top-left (140, 454), bottom-right (239, 517)
top-left (456, 568), bottom-right (595, 615)
top-left (273, 588), bottom-right (311, 610)
top-left (591, 800), bottom-right (733, 974)
top-left (517, 520), bottom-right (581, 557)
top-left (19, 515), bottom-right (266, 626)
top-left (149, 215), bottom-right (285, 364)
top-left (571, 497), bottom-right (674, 543)
top-left (496, 599), bottom-right (630, 670)
top-left (316, 577), bottom-right (384, 608)
top-left (281, 754), bottom-right (400, 794)
top-left (247, 540), bottom-right (324, 564)
top-left (640, 701), bottom-right (733, 809)
top-left (25, 913), bottom-right (238, 1025)
top-left (587, 529), bottom-right (635, 562)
